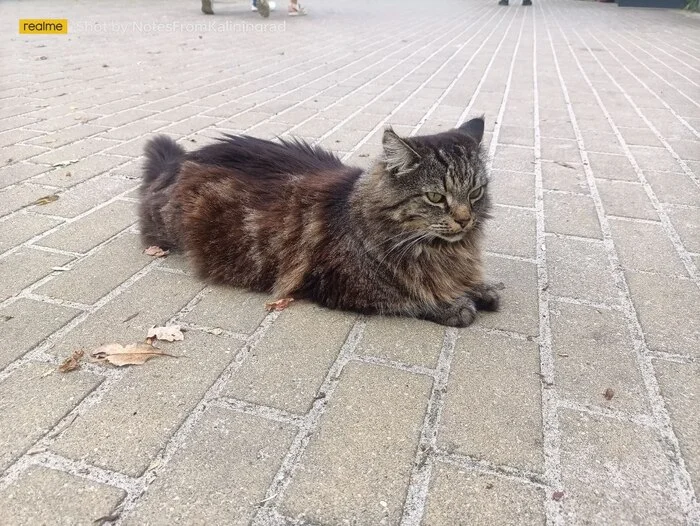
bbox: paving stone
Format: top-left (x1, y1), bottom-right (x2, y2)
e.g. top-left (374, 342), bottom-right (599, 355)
top-left (539, 119), bottom-right (576, 140)
top-left (618, 126), bottom-right (664, 147)
top-left (559, 409), bottom-right (685, 525)
top-left (182, 285), bottom-right (269, 336)
top-left (629, 145), bottom-right (682, 172)
top-left (0, 213), bottom-right (62, 253)
top-left (35, 200), bottom-right (137, 253)
top-left (29, 138), bottom-right (121, 166)
top-left (551, 302), bottom-right (648, 414)
top-left (544, 192), bottom-right (602, 239)
top-left (644, 171), bottom-right (700, 207)
top-left (124, 407), bottom-right (296, 526)
top-left (356, 316), bottom-right (444, 368)
top-left (665, 205), bottom-right (700, 253)
top-left (655, 360), bottom-right (700, 494)
top-left (541, 138), bottom-right (580, 163)
top-left (0, 298), bottom-right (80, 370)
top-left (587, 152), bottom-right (638, 181)
top-left (438, 331), bottom-right (543, 472)
top-left (0, 184), bottom-right (53, 217)
top-left (25, 124), bottom-right (108, 149)
top-left (223, 303), bottom-right (356, 415)
top-left (34, 176), bottom-right (136, 219)
top-left (595, 179), bottom-right (658, 220)
top-left (667, 139), bottom-right (700, 161)
top-left (0, 467), bottom-right (125, 526)
top-left (625, 271), bottom-right (700, 359)
top-left (0, 362), bottom-right (101, 471)
top-left (423, 463), bottom-right (545, 525)
top-left (0, 248), bottom-right (74, 302)
top-left (32, 154), bottom-right (127, 188)
top-left (499, 125), bottom-right (534, 147)
top-left (541, 161), bottom-right (589, 194)
top-left (579, 131), bottom-right (624, 155)
top-left (484, 206), bottom-right (536, 259)
top-left (51, 331), bottom-right (240, 478)
top-left (34, 234), bottom-right (151, 305)
top-left (492, 145), bottom-right (535, 173)
top-left (489, 169), bottom-right (535, 207)
top-left (48, 270), bottom-right (205, 361)
top-left (281, 362), bottom-right (431, 524)
top-left (0, 162), bottom-right (49, 189)
top-left (546, 235), bottom-right (618, 304)
top-left (481, 254), bottom-right (539, 337)
top-left (609, 219), bottom-right (688, 276)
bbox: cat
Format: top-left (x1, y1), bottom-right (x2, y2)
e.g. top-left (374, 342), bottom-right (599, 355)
top-left (138, 117), bottom-right (499, 327)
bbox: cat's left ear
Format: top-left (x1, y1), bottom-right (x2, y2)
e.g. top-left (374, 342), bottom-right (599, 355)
top-left (458, 117), bottom-right (485, 145)
top-left (383, 127), bottom-right (421, 175)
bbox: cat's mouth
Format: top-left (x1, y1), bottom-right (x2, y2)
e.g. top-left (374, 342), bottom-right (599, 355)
top-left (436, 232), bottom-right (465, 243)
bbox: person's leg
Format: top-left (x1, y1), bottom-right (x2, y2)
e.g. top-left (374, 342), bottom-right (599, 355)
top-left (288, 0), bottom-right (306, 15)
top-left (498, 0), bottom-right (509, 5)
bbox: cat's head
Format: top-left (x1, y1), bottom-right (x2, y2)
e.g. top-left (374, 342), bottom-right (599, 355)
top-left (375, 117), bottom-right (490, 243)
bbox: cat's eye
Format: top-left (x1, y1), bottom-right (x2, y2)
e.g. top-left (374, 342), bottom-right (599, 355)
top-left (426, 192), bottom-right (445, 204)
top-left (470, 186), bottom-right (485, 203)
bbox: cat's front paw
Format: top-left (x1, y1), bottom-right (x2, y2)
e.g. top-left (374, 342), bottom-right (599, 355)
top-left (425, 296), bottom-right (477, 327)
top-left (470, 283), bottom-right (501, 312)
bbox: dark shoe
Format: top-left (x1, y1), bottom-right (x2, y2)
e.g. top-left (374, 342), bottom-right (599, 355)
top-left (523, 0), bottom-right (532, 5)
top-left (498, 0), bottom-right (509, 4)
top-left (201, 0), bottom-right (214, 14)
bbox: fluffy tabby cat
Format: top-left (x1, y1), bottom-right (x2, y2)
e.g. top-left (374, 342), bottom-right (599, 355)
top-left (138, 118), bottom-right (499, 327)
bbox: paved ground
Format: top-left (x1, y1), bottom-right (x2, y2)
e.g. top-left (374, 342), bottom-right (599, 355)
top-left (1, 0), bottom-right (699, 524)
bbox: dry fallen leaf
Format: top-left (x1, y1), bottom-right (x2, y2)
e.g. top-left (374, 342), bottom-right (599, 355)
top-left (51, 159), bottom-right (79, 167)
top-left (58, 350), bottom-right (84, 373)
top-left (91, 343), bottom-right (176, 367)
top-left (144, 245), bottom-right (170, 258)
top-left (265, 298), bottom-right (295, 312)
top-left (33, 195), bottom-right (59, 206)
top-left (603, 387), bottom-right (614, 401)
top-left (147, 325), bottom-right (184, 342)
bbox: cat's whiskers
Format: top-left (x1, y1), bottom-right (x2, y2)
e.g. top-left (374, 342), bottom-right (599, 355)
top-left (374, 231), bottom-right (425, 270)
top-left (392, 232), bottom-right (433, 273)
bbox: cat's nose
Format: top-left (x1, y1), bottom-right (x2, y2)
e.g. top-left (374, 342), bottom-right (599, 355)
top-left (454, 217), bottom-right (471, 229)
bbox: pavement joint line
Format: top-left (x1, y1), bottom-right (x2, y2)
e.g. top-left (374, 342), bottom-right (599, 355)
top-left (648, 351), bottom-right (696, 365)
top-left (494, 143), bottom-right (535, 150)
top-left (250, 318), bottom-right (367, 525)
top-left (323, 6), bottom-right (509, 158)
top-left (0, 451), bottom-right (140, 497)
top-left (211, 397), bottom-right (304, 427)
top-left (584, 32), bottom-right (700, 172)
top-left (22, 244), bottom-right (80, 258)
top-left (563, 26), bottom-right (700, 288)
top-left (245, 15), bottom-right (449, 135)
top-left (176, 321), bottom-right (249, 342)
top-left (627, 32), bottom-right (700, 76)
top-left (455, 9), bottom-right (521, 126)
top-left (432, 449), bottom-right (549, 490)
top-left (401, 11), bottom-right (527, 525)
top-left (494, 202), bottom-right (536, 212)
top-left (484, 250), bottom-right (537, 264)
top-left (623, 267), bottom-right (694, 283)
top-left (532, 11), bottom-right (565, 525)
top-left (612, 30), bottom-right (700, 91)
top-left (399, 327), bottom-right (454, 526)
top-left (19, 293), bottom-right (92, 312)
top-left (350, 354), bottom-right (438, 380)
top-left (542, 188), bottom-right (590, 197)
top-left (556, 399), bottom-right (656, 429)
top-left (410, 8), bottom-right (519, 137)
top-left (470, 324), bottom-right (539, 343)
top-left (662, 202), bottom-right (700, 211)
top-left (645, 33), bottom-right (700, 69)
top-left (112, 308), bottom-right (283, 525)
top-left (544, 232), bottom-right (605, 244)
top-left (550, 295), bottom-right (621, 312)
top-left (153, 266), bottom-right (193, 277)
top-left (543, 4), bottom-right (698, 519)
top-left (605, 214), bottom-right (662, 225)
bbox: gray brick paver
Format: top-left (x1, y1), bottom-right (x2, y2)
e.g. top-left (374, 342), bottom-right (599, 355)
top-left (0, 0), bottom-right (698, 524)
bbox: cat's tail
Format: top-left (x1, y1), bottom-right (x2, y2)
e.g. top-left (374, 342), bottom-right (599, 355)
top-left (142, 135), bottom-right (186, 184)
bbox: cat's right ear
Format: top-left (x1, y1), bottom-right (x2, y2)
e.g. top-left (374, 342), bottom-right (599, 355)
top-left (458, 117), bottom-right (485, 144)
top-left (383, 127), bottom-right (421, 176)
